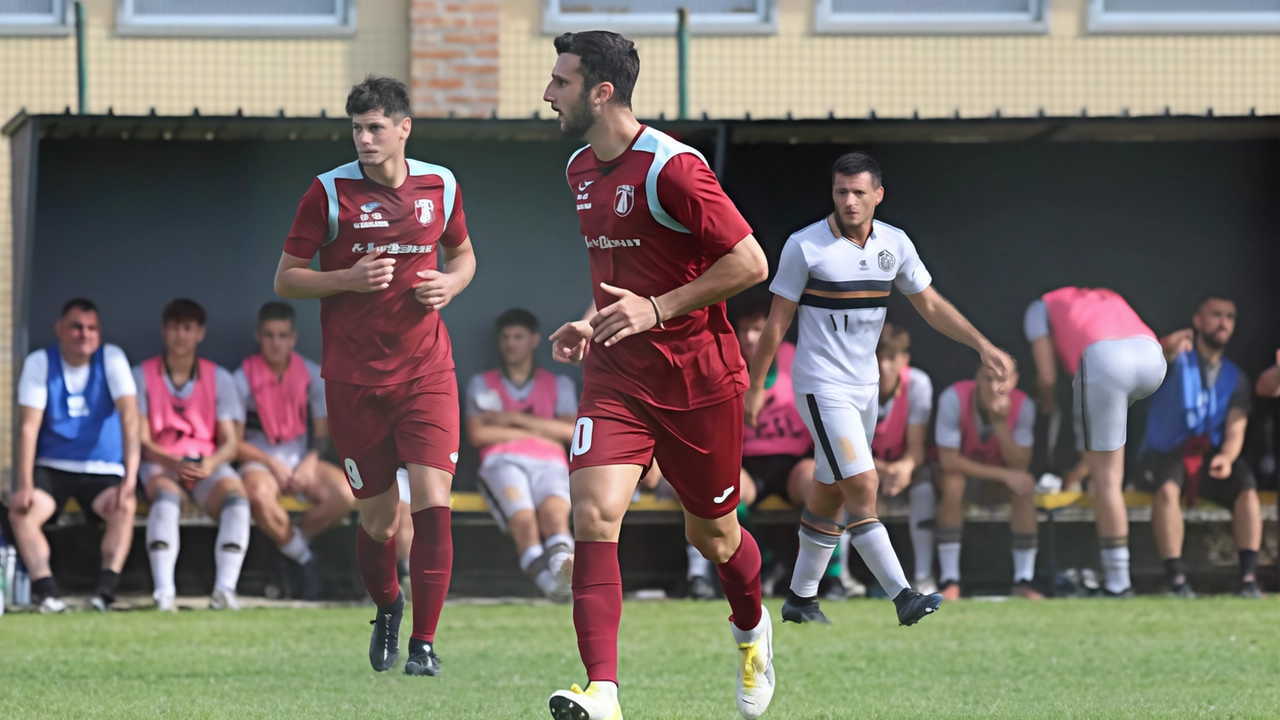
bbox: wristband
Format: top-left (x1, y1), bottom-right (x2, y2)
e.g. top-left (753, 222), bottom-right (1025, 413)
top-left (648, 296), bottom-right (665, 329)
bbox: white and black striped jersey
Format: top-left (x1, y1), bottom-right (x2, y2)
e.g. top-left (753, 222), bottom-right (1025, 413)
top-left (769, 217), bottom-right (931, 394)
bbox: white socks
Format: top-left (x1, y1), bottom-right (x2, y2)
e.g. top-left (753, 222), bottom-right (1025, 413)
top-left (146, 491), bottom-right (181, 601)
top-left (214, 496), bottom-right (251, 595)
top-left (789, 526), bottom-right (838, 597)
top-left (1012, 533), bottom-right (1037, 584)
top-left (279, 527), bottom-right (313, 565)
top-left (1100, 541), bottom-right (1131, 594)
top-left (850, 522), bottom-right (910, 598)
top-left (519, 544), bottom-right (560, 596)
top-left (908, 481), bottom-right (936, 582)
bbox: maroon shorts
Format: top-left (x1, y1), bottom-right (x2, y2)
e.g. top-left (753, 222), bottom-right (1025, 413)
top-left (570, 383), bottom-right (744, 519)
top-left (326, 371), bottom-right (459, 500)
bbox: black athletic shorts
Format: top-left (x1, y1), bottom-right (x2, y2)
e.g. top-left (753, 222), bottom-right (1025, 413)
top-left (31, 466), bottom-right (122, 523)
top-left (1136, 447), bottom-right (1257, 509)
top-left (741, 453), bottom-right (810, 506)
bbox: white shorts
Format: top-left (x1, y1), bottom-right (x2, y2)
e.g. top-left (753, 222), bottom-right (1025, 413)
top-left (1074, 336), bottom-right (1167, 453)
top-left (795, 384), bottom-right (878, 484)
top-left (476, 454), bottom-right (571, 533)
top-left (141, 461), bottom-right (239, 508)
top-left (238, 437), bottom-right (308, 477)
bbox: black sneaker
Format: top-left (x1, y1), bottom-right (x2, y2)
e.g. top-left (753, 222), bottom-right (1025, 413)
top-left (1171, 582), bottom-right (1196, 599)
top-left (368, 592), bottom-right (404, 672)
top-left (893, 588), bottom-right (943, 626)
top-left (403, 638), bottom-right (441, 676)
top-left (688, 575), bottom-right (716, 600)
top-left (300, 557), bottom-right (321, 601)
top-left (1240, 581), bottom-right (1263, 599)
top-left (781, 590), bottom-right (831, 625)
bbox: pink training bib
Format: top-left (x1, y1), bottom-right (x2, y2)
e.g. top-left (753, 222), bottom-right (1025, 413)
top-left (478, 369), bottom-right (569, 466)
top-left (952, 379), bottom-right (1028, 467)
top-left (242, 352), bottom-right (311, 446)
top-left (743, 342), bottom-right (814, 458)
top-left (1041, 286), bottom-right (1155, 376)
top-left (143, 356), bottom-right (218, 461)
top-left (871, 366), bottom-right (912, 462)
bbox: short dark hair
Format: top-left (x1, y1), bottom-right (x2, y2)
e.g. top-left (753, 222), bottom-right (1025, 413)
top-left (61, 298), bottom-right (98, 317)
top-left (876, 322), bottom-right (911, 358)
top-left (162, 299), bottom-right (206, 327)
top-left (346, 74), bottom-right (411, 119)
top-left (728, 288), bottom-right (772, 328)
top-left (495, 308), bottom-right (539, 334)
top-left (258, 301), bottom-right (296, 328)
top-left (832, 152), bottom-right (882, 187)
top-left (553, 31), bottom-right (640, 109)
top-left (1197, 293), bottom-right (1234, 312)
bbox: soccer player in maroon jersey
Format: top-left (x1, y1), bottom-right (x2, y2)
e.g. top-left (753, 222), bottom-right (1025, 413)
top-left (543, 32), bottom-right (774, 720)
top-left (274, 76), bottom-right (475, 677)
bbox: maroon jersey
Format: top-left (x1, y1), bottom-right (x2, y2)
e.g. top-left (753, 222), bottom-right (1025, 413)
top-left (567, 126), bottom-right (753, 410)
top-left (284, 159), bottom-right (468, 387)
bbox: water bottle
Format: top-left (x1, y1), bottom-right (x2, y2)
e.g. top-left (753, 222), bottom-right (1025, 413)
top-left (2, 545), bottom-right (15, 608)
top-left (14, 556), bottom-right (30, 606)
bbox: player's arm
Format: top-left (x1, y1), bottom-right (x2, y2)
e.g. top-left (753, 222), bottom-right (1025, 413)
top-left (275, 249), bottom-right (395, 299)
top-left (465, 414), bottom-right (536, 448)
top-left (1209, 408), bottom-right (1248, 479)
top-left (1030, 335), bottom-right (1057, 414)
top-left (907, 286), bottom-right (1014, 390)
top-left (744, 294), bottom-right (798, 427)
top-left (937, 446), bottom-right (1021, 483)
top-left (990, 422), bottom-right (1032, 472)
top-left (1159, 328), bottom-right (1195, 365)
top-left (414, 237), bottom-right (476, 312)
top-left (306, 416), bottom-right (332, 463)
top-left (592, 236), bottom-right (768, 347)
top-left (902, 422), bottom-right (928, 470)
top-left (1254, 351), bottom-right (1280, 398)
top-left (233, 421), bottom-right (275, 465)
top-left (205, 418), bottom-right (239, 471)
top-left (114, 395), bottom-right (141, 494)
top-left (10, 406), bottom-right (44, 511)
top-left (502, 412), bottom-right (576, 444)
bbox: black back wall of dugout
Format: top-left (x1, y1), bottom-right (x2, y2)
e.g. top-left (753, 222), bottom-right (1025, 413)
top-left (26, 132), bottom-right (1280, 486)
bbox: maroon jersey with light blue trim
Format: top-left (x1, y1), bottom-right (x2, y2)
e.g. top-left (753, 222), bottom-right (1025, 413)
top-left (566, 126), bottom-right (753, 410)
top-left (285, 159), bottom-right (468, 387)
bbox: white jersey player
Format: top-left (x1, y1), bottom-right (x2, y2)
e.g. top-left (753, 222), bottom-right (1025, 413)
top-left (745, 151), bottom-right (1015, 626)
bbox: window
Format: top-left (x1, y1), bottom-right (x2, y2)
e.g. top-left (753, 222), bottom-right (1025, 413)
top-left (1089, 0), bottom-right (1280, 32)
top-left (118, 0), bottom-right (354, 36)
top-left (543, 0), bottom-right (775, 35)
top-left (815, 0), bottom-right (1045, 34)
top-left (1, 0), bottom-right (69, 35)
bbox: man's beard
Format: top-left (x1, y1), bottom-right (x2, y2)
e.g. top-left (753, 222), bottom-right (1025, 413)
top-left (833, 211), bottom-right (854, 237)
top-left (560, 99), bottom-right (597, 139)
top-left (1201, 332), bottom-right (1229, 350)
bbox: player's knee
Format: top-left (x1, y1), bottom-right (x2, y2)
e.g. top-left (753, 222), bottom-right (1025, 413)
top-left (687, 532), bottom-right (735, 565)
top-left (937, 472), bottom-right (965, 501)
top-left (572, 500), bottom-right (623, 536)
top-left (1153, 481), bottom-right (1180, 503)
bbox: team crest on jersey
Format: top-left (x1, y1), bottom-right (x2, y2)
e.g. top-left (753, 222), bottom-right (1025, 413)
top-left (414, 198), bottom-right (435, 226)
top-left (614, 185), bottom-right (635, 217)
top-left (878, 249), bottom-right (896, 272)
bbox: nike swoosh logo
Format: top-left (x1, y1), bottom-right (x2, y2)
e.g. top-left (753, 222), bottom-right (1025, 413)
top-left (578, 181), bottom-right (594, 191)
top-left (714, 487), bottom-right (733, 504)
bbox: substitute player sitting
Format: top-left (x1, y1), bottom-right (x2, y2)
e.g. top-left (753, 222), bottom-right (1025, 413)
top-left (465, 308), bottom-right (576, 601)
top-left (868, 323), bottom-right (936, 594)
top-left (934, 363), bottom-right (1043, 601)
top-left (745, 151), bottom-right (1015, 628)
top-left (235, 302), bottom-right (355, 601)
top-left (543, 31), bottom-right (774, 720)
top-left (1025, 286), bottom-right (1166, 597)
top-left (9, 298), bottom-right (140, 613)
top-left (135, 299), bottom-right (248, 612)
top-left (1139, 295), bottom-right (1262, 598)
top-left (275, 75), bottom-right (475, 677)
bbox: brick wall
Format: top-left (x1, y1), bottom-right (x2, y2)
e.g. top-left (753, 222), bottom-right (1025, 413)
top-left (411, 0), bottom-right (499, 118)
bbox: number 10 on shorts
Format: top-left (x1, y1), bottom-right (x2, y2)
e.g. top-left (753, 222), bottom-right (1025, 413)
top-left (571, 418), bottom-right (593, 458)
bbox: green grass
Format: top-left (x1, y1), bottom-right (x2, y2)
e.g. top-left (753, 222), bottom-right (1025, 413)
top-left (3, 597), bottom-right (1279, 719)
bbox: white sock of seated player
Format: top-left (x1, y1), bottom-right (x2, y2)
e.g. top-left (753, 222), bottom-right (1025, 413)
top-left (850, 521), bottom-right (910, 598)
top-left (279, 526), bottom-right (313, 565)
top-left (790, 525), bottom-right (838, 598)
top-left (686, 543), bottom-right (713, 580)
top-left (1012, 534), bottom-right (1037, 583)
top-left (146, 491), bottom-right (182, 601)
top-left (908, 481), bottom-right (937, 582)
top-left (1100, 540), bottom-right (1131, 594)
top-left (936, 526), bottom-right (962, 585)
top-left (543, 534), bottom-right (574, 582)
top-left (519, 544), bottom-right (559, 596)
top-left (214, 496), bottom-right (251, 594)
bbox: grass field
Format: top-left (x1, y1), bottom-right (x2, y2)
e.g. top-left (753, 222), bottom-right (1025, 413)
top-left (4, 596), bottom-right (1279, 719)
